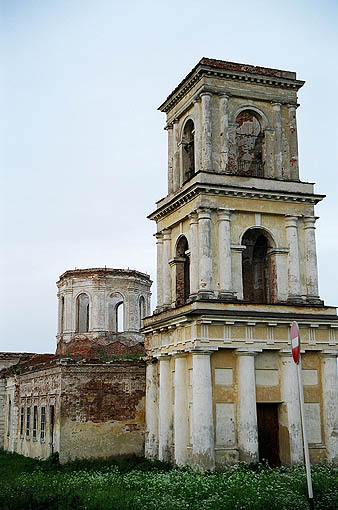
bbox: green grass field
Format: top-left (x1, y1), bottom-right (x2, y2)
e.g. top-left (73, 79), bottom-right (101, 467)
top-left (1, 451), bottom-right (337, 509)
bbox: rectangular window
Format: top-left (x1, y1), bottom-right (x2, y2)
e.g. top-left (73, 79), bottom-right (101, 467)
top-left (33, 406), bottom-right (38, 440)
top-left (7, 399), bottom-right (11, 437)
top-left (20, 406), bottom-right (24, 437)
top-left (40, 406), bottom-right (45, 442)
top-left (26, 406), bottom-right (31, 439)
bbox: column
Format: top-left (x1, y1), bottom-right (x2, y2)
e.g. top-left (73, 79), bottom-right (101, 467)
top-left (155, 233), bottom-right (163, 311)
top-left (272, 103), bottom-right (283, 179)
top-left (303, 216), bottom-right (320, 302)
top-left (64, 289), bottom-right (73, 333)
top-left (219, 93), bottom-right (229, 172)
top-left (279, 350), bottom-right (303, 464)
top-left (174, 355), bottom-right (188, 466)
top-left (145, 361), bottom-right (159, 459)
top-left (236, 350), bottom-right (259, 463)
top-left (227, 122), bottom-right (237, 173)
top-left (158, 356), bottom-right (172, 462)
top-left (189, 213), bottom-right (199, 297)
top-left (231, 245), bottom-right (245, 300)
top-left (287, 104), bottom-right (299, 181)
top-left (321, 351), bottom-right (338, 465)
top-left (268, 248), bottom-right (289, 302)
top-left (162, 229), bottom-right (172, 308)
top-left (197, 208), bottom-right (213, 298)
top-left (193, 99), bottom-right (201, 172)
top-left (172, 120), bottom-right (180, 192)
top-left (217, 208), bottom-right (233, 298)
top-left (166, 124), bottom-right (174, 194)
top-left (263, 128), bottom-right (274, 178)
top-left (92, 289), bottom-right (105, 331)
top-left (285, 215), bottom-right (302, 302)
top-left (192, 351), bottom-right (215, 470)
top-left (200, 92), bottom-right (213, 171)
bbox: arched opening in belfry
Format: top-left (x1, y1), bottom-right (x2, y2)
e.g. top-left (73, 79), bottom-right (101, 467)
top-left (108, 293), bottom-right (124, 332)
top-left (182, 119), bottom-right (195, 184)
top-left (76, 293), bottom-right (89, 333)
top-left (175, 236), bottom-right (190, 306)
top-left (235, 110), bottom-right (264, 177)
top-left (60, 296), bottom-right (65, 333)
top-left (139, 296), bottom-right (146, 329)
top-left (116, 301), bottom-right (124, 332)
top-left (242, 229), bottom-right (276, 304)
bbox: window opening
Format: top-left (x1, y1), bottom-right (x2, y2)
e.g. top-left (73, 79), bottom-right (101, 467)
top-left (235, 111), bottom-right (263, 177)
top-left (50, 405), bottom-right (55, 454)
top-left (139, 296), bottom-right (146, 329)
top-left (242, 229), bottom-right (276, 304)
top-left (175, 236), bottom-right (190, 306)
top-left (76, 293), bottom-right (89, 333)
top-left (182, 119), bottom-right (195, 183)
top-left (7, 399), bottom-right (11, 437)
top-left (26, 406), bottom-right (31, 439)
top-left (33, 406), bottom-right (38, 440)
top-left (116, 302), bottom-right (124, 332)
top-left (20, 406), bottom-right (24, 437)
top-left (40, 406), bottom-right (46, 441)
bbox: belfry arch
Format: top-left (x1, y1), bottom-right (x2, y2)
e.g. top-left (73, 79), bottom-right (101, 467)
top-left (241, 228), bottom-right (277, 304)
top-left (181, 119), bottom-right (195, 184)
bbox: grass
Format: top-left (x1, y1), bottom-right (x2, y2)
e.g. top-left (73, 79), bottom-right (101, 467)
top-left (0, 451), bottom-right (338, 509)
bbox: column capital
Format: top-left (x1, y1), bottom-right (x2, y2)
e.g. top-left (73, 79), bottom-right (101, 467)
top-left (217, 208), bottom-right (233, 221)
top-left (303, 216), bottom-right (319, 229)
top-left (164, 123), bottom-right (173, 131)
top-left (200, 91), bottom-right (213, 99)
top-left (320, 350), bottom-right (338, 359)
top-left (285, 215), bottom-right (300, 228)
top-left (197, 207), bottom-right (211, 220)
top-left (162, 228), bottom-right (171, 240)
top-left (218, 92), bottom-right (230, 100)
top-left (189, 212), bottom-right (198, 224)
top-left (272, 102), bottom-right (281, 111)
top-left (287, 103), bottom-right (299, 110)
top-left (172, 118), bottom-right (179, 124)
top-left (278, 349), bottom-right (293, 358)
top-left (154, 232), bottom-right (163, 242)
top-left (157, 354), bottom-right (171, 361)
top-left (189, 349), bottom-right (213, 356)
top-left (235, 348), bottom-right (260, 357)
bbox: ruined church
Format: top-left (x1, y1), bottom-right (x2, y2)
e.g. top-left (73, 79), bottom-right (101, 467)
top-left (1, 58), bottom-right (337, 470)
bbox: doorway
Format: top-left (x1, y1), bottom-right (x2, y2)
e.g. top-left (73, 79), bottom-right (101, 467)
top-left (257, 403), bottom-right (280, 466)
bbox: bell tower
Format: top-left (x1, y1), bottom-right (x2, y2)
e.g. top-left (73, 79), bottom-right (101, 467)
top-left (144, 58), bottom-right (338, 471)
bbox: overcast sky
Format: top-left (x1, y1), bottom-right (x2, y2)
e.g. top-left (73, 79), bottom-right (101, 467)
top-left (1, 0), bottom-right (337, 354)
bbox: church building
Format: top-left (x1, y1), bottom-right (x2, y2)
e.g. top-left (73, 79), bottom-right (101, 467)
top-left (143, 58), bottom-right (338, 470)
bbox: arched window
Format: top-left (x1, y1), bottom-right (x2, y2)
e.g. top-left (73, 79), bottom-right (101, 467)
top-left (182, 119), bottom-right (195, 183)
top-left (235, 110), bottom-right (264, 177)
top-left (175, 236), bottom-right (190, 306)
top-left (108, 293), bottom-right (124, 332)
top-left (242, 229), bottom-right (276, 304)
top-left (76, 293), bottom-right (89, 333)
top-left (116, 301), bottom-right (124, 332)
top-left (139, 296), bottom-right (146, 329)
top-left (60, 296), bottom-right (65, 333)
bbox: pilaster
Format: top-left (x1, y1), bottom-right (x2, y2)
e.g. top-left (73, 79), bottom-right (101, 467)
top-left (320, 351), bottom-right (338, 465)
top-left (145, 361), bottom-right (159, 459)
top-left (219, 93), bottom-right (230, 172)
top-left (200, 92), bottom-right (213, 171)
top-left (279, 350), bottom-right (303, 464)
top-left (272, 102), bottom-right (283, 179)
top-left (162, 229), bottom-right (172, 308)
top-left (287, 104), bottom-right (299, 180)
top-left (158, 356), bottom-right (172, 462)
top-left (174, 354), bottom-right (188, 466)
top-left (155, 233), bottom-right (163, 312)
top-left (197, 208), bottom-right (214, 298)
top-left (217, 208), bottom-right (233, 298)
top-left (303, 216), bottom-right (320, 303)
top-left (189, 213), bottom-right (199, 297)
top-left (285, 215), bottom-right (302, 302)
top-left (191, 350), bottom-right (215, 471)
top-left (166, 124), bottom-right (174, 194)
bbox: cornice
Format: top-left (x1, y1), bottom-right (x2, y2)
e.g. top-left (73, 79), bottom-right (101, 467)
top-left (159, 62), bottom-right (304, 114)
top-left (148, 180), bottom-right (325, 223)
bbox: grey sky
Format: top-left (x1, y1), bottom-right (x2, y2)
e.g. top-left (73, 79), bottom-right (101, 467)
top-left (1, 0), bottom-right (337, 353)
